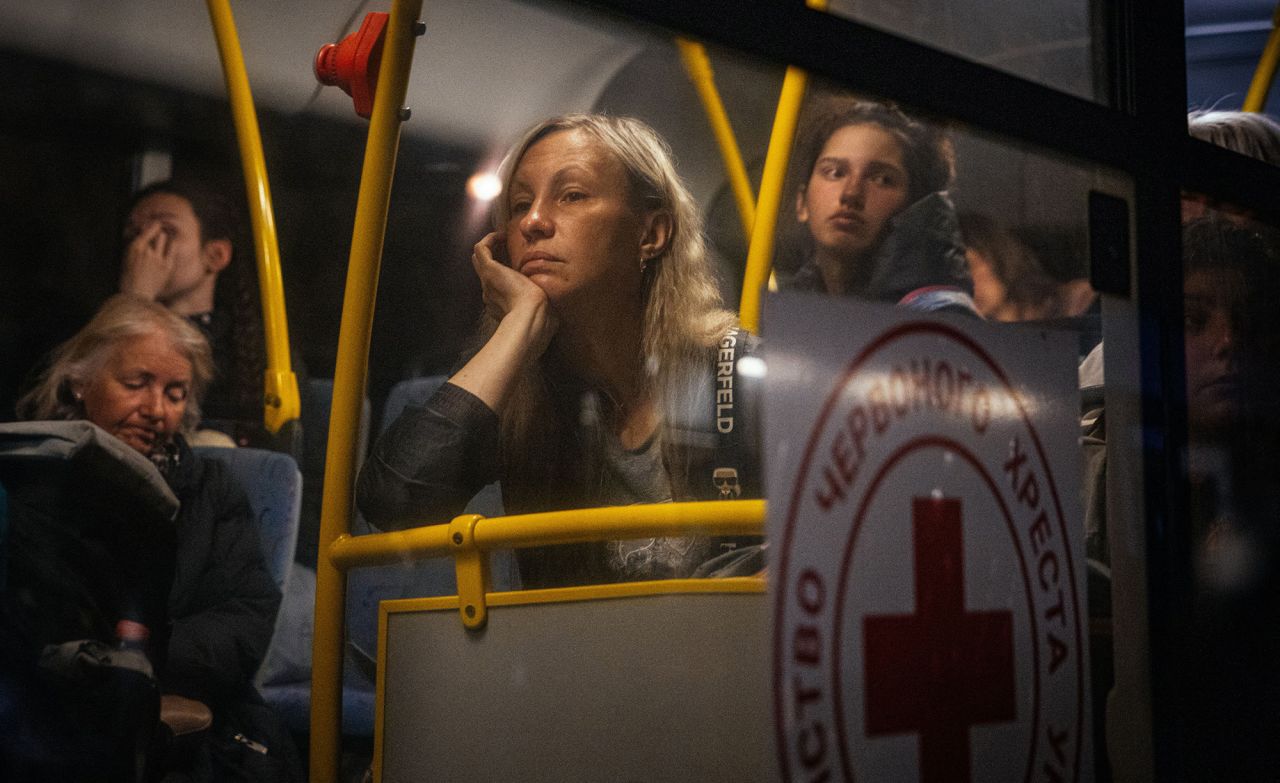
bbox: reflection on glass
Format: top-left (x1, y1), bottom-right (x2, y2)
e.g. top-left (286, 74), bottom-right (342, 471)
top-left (766, 83), bottom-right (1099, 345)
top-left (1175, 207), bottom-right (1280, 778)
top-left (775, 94), bottom-right (978, 316)
top-left (823, 0), bottom-right (1101, 101)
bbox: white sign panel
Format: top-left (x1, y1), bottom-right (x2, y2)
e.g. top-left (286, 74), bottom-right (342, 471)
top-left (765, 293), bottom-right (1090, 783)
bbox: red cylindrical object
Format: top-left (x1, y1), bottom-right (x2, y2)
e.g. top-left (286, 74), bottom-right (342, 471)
top-left (312, 12), bottom-right (389, 119)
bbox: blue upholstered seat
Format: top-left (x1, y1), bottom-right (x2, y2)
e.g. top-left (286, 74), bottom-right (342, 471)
top-left (193, 447), bottom-right (300, 592)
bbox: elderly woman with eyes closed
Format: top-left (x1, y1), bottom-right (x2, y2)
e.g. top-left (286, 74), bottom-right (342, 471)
top-left (782, 96), bottom-right (978, 316)
top-left (16, 294), bottom-right (299, 781)
top-left (359, 114), bottom-right (763, 588)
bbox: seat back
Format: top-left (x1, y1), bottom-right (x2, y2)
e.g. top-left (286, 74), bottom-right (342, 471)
top-left (297, 377), bottom-right (371, 569)
top-left (378, 375), bottom-right (448, 435)
top-left (193, 447), bottom-right (301, 592)
top-left (379, 375), bottom-right (504, 518)
top-left (378, 581), bottom-right (773, 782)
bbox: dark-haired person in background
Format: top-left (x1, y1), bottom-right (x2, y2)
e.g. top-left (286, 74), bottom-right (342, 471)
top-left (122, 179), bottom-right (269, 447)
top-left (781, 96), bottom-right (977, 316)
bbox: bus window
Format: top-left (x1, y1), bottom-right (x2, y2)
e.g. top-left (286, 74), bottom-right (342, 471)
top-left (1186, 0), bottom-right (1280, 116)
top-left (822, 0), bottom-right (1102, 102)
top-left (1167, 200), bottom-right (1280, 778)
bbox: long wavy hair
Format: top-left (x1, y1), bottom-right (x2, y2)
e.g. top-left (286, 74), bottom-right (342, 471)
top-left (129, 179), bottom-right (264, 420)
top-left (486, 114), bottom-right (737, 501)
top-left (17, 294), bottom-right (214, 432)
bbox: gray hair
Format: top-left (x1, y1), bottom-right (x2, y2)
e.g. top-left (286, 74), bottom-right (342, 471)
top-left (16, 294), bottom-right (214, 431)
top-left (1188, 110), bottom-right (1280, 166)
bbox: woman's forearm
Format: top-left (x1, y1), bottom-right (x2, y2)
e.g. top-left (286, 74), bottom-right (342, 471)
top-left (450, 300), bottom-right (554, 413)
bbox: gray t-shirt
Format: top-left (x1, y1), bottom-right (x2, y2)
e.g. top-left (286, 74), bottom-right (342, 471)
top-left (597, 432), bottom-right (712, 580)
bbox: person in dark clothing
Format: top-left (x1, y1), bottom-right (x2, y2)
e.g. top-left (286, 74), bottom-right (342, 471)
top-left (122, 179), bottom-right (270, 447)
top-left (359, 114), bottom-right (761, 588)
top-left (15, 294), bottom-right (300, 781)
top-left (782, 97), bottom-right (978, 315)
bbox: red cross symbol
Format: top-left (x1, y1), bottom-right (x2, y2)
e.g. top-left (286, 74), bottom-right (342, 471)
top-left (863, 497), bottom-right (1016, 783)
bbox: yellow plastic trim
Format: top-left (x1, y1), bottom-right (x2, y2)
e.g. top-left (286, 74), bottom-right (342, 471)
top-left (310, 1), bottom-right (424, 780)
top-left (738, 0), bottom-right (828, 332)
top-left (372, 598), bottom-right (390, 783)
top-left (383, 576), bottom-right (767, 619)
top-left (204, 0), bottom-right (299, 434)
top-left (448, 514), bottom-right (489, 629)
top-left (1245, 4), bottom-right (1280, 112)
top-left (677, 38), bottom-right (757, 241)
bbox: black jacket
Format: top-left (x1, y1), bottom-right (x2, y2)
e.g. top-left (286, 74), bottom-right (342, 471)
top-left (357, 331), bottom-right (762, 587)
top-left (162, 437), bottom-right (279, 710)
top-left (784, 191), bottom-right (978, 315)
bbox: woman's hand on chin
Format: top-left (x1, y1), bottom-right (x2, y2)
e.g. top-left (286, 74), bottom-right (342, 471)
top-left (451, 233), bottom-right (559, 412)
top-left (472, 233), bottom-right (558, 350)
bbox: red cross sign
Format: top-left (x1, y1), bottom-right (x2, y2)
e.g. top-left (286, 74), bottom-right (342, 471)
top-left (864, 497), bottom-right (1016, 783)
top-left (768, 307), bottom-right (1088, 783)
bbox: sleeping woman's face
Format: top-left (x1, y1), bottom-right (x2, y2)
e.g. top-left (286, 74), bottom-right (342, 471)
top-left (75, 331), bottom-right (192, 456)
top-left (796, 122), bottom-right (911, 264)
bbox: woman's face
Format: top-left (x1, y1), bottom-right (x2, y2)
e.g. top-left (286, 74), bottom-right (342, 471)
top-left (504, 129), bottom-right (662, 310)
top-left (1184, 268), bottom-right (1246, 433)
top-left (797, 123), bottom-right (911, 262)
top-left (76, 331), bottom-right (193, 455)
top-left (124, 193), bottom-right (213, 303)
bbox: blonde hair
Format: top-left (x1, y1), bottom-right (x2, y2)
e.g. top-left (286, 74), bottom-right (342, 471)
top-left (17, 294), bottom-right (215, 431)
top-left (488, 114), bottom-right (736, 493)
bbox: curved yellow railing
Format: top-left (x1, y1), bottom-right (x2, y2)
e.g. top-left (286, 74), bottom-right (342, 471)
top-left (677, 38), bottom-right (757, 240)
top-left (737, 0), bottom-right (828, 333)
top-left (205, 0), bottom-right (300, 435)
top-left (309, 0), bottom-right (424, 780)
top-left (1245, 4), bottom-right (1280, 112)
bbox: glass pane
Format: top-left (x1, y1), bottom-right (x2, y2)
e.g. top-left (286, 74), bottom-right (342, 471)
top-left (824, 0), bottom-right (1104, 102)
top-left (1172, 198), bottom-right (1280, 777)
top-left (1186, 0), bottom-right (1276, 112)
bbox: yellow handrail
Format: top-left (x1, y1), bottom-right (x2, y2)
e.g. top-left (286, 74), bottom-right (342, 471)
top-left (677, 38), bottom-right (757, 240)
top-left (738, 0), bottom-right (828, 333)
top-left (310, 0), bottom-right (424, 779)
top-left (327, 500), bottom-right (767, 570)
top-left (204, 0), bottom-right (300, 435)
top-left (1245, 4), bottom-right (1280, 112)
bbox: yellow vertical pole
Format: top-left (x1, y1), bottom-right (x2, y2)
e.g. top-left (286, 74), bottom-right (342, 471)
top-left (1244, 4), bottom-right (1280, 112)
top-left (676, 38), bottom-right (757, 241)
top-left (738, 0), bottom-right (828, 333)
top-left (309, 1), bottom-right (424, 780)
top-left (204, 0), bottom-right (301, 435)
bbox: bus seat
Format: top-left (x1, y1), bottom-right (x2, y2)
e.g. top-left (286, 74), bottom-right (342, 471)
top-left (297, 377), bottom-right (371, 569)
top-left (193, 446), bottom-right (301, 592)
top-left (380, 375), bottom-right (505, 518)
top-left (378, 583), bottom-right (773, 781)
top-left (379, 375), bottom-right (448, 435)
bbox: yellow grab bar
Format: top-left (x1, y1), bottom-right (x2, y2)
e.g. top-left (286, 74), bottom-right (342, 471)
top-left (738, 0), bottom-right (827, 333)
top-left (310, 0), bottom-right (424, 780)
top-left (205, 0), bottom-right (300, 434)
top-left (677, 38), bottom-right (757, 241)
top-left (1245, 4), bottom-right (1280, 112)
top-left (327, 500), bottom-right (767, 570)
top-left (330, 499), bottom-right (765, 635)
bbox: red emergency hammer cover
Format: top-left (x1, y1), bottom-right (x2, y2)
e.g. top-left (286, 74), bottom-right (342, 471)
top-left (314, 12), bottom-right (389, 119)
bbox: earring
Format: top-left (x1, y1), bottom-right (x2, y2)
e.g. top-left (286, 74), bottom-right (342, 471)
top-left (73, 391), bottom-right (83, 401)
